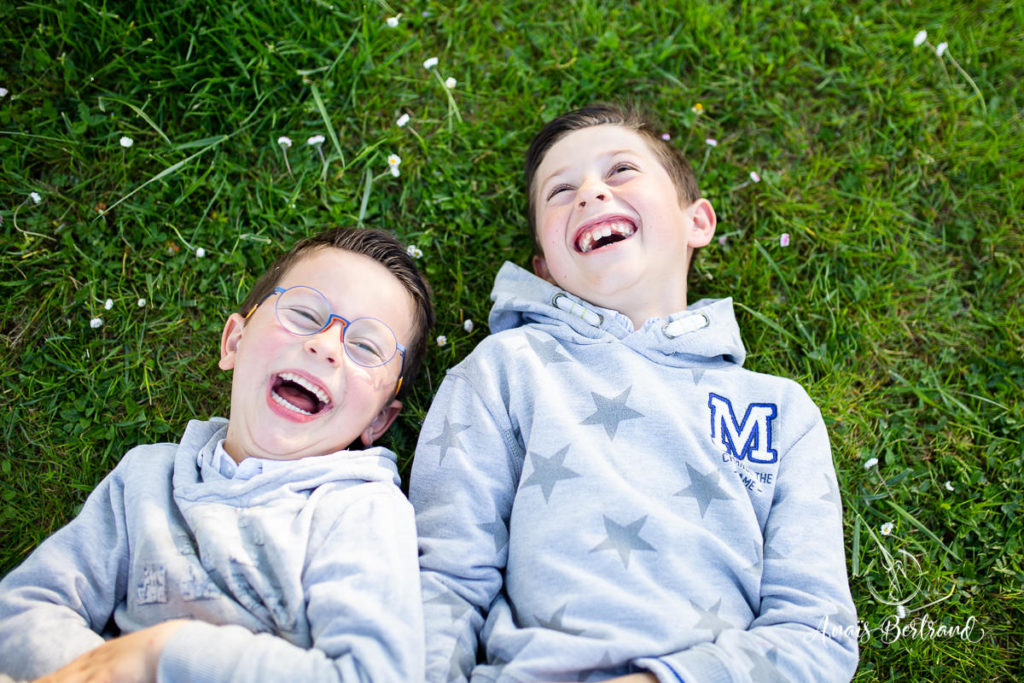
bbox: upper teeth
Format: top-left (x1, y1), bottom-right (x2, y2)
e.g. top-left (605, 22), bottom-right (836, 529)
top-left (577, 220), bottom-right (635, 253)
top-left (279, 372), bottom-right (330, 405)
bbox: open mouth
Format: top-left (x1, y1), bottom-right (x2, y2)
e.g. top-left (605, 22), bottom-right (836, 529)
top-left (271, 372), bottom-right (331, 416)
top-left (574, 218), bottom-right (637, 254)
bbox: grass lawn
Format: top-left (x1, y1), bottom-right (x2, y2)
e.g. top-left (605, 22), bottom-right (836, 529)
top-left (1, 0), bottom-right (1022, 679)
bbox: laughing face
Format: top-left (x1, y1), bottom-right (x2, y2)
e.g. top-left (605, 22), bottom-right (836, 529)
top-left (532, 124), bottom-right (716, 326)
top-left (218, 247), bottom-right (416, 463)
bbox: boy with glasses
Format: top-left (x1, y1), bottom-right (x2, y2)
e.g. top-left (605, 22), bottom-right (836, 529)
top-left (411, 104), bottom-right (858, 682)
top-left (0, 228), bottom-right (433, 682)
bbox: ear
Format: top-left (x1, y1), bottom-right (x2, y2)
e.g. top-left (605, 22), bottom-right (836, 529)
top-left (532, 254), bottom-right (555, 283)
top-left (218, 313), bottom-right (247, 371)
top-left (687, 198), bottom-right (717, 248)
top-left (360, 399), bottom-right (402, 446)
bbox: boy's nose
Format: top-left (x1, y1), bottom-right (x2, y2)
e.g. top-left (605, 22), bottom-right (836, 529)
top-left (577, 179), bottom-right (609, 208)
top-left (305, 319), bottom-right (348, 365)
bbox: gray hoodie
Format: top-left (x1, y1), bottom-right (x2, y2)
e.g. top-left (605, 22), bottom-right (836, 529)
top-left (0, 419), bottom-right (423, 682)
top-left (411, 262), bottom-right (858, 682)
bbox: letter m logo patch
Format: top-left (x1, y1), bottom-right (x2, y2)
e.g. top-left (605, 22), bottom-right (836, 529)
top-left (708, 393), bottom-right (778, 463)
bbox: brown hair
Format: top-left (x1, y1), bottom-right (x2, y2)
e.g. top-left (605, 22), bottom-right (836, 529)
top-left (524, 103), bottom-right (702, 253)
top-left (238, 227), bottom-right (434, 400)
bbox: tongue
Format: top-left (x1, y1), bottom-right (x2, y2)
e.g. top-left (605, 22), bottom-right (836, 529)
top-left (277, 382), bottom-right (318, 413)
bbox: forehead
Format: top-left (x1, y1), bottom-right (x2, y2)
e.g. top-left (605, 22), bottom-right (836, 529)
top-left (535, 124), bottom-right (660, 182)
top-left (278, 247), bottom-right (416, 336)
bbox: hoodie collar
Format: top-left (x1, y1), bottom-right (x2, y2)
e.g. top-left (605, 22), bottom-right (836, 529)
top-left (487, 261), bottom-right (746, 368)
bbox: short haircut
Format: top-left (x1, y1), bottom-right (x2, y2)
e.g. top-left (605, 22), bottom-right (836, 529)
top-left (524, 103), bottom-right (702, 253)
top-left (238, 227), bottom-right (434, 401)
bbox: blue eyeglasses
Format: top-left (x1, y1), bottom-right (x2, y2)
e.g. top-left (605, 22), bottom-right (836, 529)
top-left (246, 286), bottom-right (407, 393)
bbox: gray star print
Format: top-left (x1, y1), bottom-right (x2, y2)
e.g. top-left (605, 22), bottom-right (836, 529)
top-left (763, 525), bottom-right (788, 560)
top-left (674, 462), bottom-right (732, 517)
top-left (478, 516), bottom-right (509, 553)
top-left (819, 473), bottom-right (842, 515)
top-left (692, 598), bottom-right (733, 636)
top-left (534, 603), bottom-right (585, 636)
top-left (576, 652), bottom-right (626, 681)
top-left (741, 645), bottom-right (787, 683)
top-left (521, 445), bottom-right (580, 503)
top-left (590, 514), bottom-right (656, 568)
top-left (447, 641), bottom-right (475, 682)
top-left (425, 590), bottom-right (472, 620)
top-left (426, 418), bottom-right (471, 466)
top-left (744, 539), bottom-right (763, 576)
top-left (580, 388), bottom-right (644, 439)
top-left (525, 333), bottom-right (571, 365)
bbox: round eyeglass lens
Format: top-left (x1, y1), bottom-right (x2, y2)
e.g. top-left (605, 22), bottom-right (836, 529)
top-left (343, 318), bottom-right (398, 368)
top-left (276, 287), bottom-right (331, 334)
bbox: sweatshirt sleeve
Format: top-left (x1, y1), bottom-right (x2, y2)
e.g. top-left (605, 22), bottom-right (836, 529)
top-left (0, 461), bottom-right (132, 679)
top-left (635, 408), bottom-right (859, 683)
top-left (409, 370), bottom-right (521, 682)
top-left (157, 486), bottom-right (424, 682)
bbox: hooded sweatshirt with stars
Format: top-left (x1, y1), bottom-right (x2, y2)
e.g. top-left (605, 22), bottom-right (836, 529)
top-left (410, 262), bottom-right (858, 683)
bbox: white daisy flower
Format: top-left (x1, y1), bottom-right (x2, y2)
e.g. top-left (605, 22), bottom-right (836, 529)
top-left (0, 87), bottom-right (8, 97)
top-left (119, 136), bottom-right (134, 148)
top-left (913, 30), bottom-right (927, 47)
top-left (277, 136), bottom-right (293, 148)
top-left (104, 298), bottom-right (114, 310)
top-left (436, 335), bottom-right (447, 346)
top-left (463, 319), bottom-right (474, 333)
top-left (863, 457), bottom-right (879, 470)
top-left (880, 522), bottom-right (894, 536)
top-left (423, 56), bottom-right (438, 70)
top-left (896, 605), bottom-right (907, 619)
top-left (705, 138), bottom-right (718, 147)
top-left (137, 298), bottom-right (147, 307)
top-left (406, 245), bottom-right (423, 259)
top-left (306, 134), bottom-right (325, 146)
top-left (195, 247), bottom-right (206, 258)
top-left (396, 113), bottom-right (410, 127)
top-left (388, 154), bottom-right (402, 177)
top-left (90, 317), bottom-right (103, 329)
top-left (445, 77), bottom-right (457, 89)
top-left (386, 15), bottom-right (399, 27)
top-left (936, 42), bottom-right (948, 57)
top-left (29, 192), bottom-right (42, 204)
top-left (749, 171), bottom-right (761, 183)
top-left (945, 481), bottom-right (955, 492)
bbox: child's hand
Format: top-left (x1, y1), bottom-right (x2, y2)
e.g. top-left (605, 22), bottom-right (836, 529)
top-left (33, 620), bottom-right (187, 683)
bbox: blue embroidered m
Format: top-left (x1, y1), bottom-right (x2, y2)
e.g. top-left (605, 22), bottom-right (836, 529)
top-left (708, 393), bottom-right (778, 464)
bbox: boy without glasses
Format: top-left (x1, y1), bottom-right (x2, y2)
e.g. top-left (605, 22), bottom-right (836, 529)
top-left (0, 228), bottom-right (434, 682)
top-left (411, 104), bottom-right (858, 682)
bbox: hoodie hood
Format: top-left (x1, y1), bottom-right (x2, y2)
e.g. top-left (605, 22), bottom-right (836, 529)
top-left (487, 261), bottom-right (746, 369)
top-left (174, 418), bottom-right (401, 506)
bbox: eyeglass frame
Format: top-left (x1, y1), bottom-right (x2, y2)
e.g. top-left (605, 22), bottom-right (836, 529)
top-left (244, 285), bottom-right (407, 396)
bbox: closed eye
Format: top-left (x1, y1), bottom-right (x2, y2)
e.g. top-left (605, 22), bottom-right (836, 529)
top-left (546, 184), bottom-right (572, 201)
top-left (284, 305), bottom-right (326, 330)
